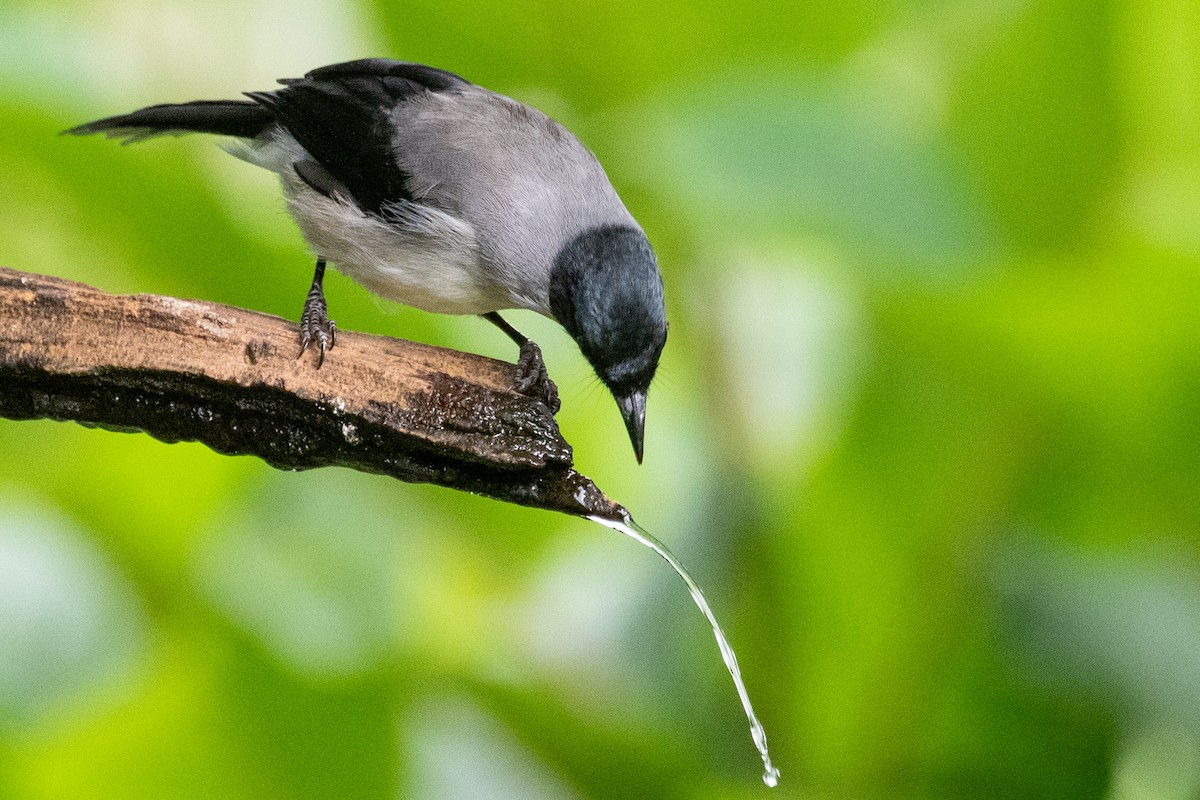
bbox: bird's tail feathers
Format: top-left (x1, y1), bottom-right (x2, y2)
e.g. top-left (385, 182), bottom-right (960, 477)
top-left (65, 100), bottom-right (274, 143)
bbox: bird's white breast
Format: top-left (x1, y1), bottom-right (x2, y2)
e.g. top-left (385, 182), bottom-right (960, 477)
top-left (285, 183), bottom-right (513, 315)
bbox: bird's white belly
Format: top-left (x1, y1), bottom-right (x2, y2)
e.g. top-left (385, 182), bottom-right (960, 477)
top-left (286, 186), bottom-right (510, 316)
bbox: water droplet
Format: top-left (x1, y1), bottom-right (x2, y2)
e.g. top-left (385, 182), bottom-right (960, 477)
top-left (588, 512), bottom-right (779, 787)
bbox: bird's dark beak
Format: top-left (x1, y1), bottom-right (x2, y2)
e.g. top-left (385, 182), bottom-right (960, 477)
top-left (615, 390), bottom-right (647, 464)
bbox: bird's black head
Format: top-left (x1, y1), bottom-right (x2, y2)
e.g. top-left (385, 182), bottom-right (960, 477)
top-left (549, 225), bottom-right (667, 463)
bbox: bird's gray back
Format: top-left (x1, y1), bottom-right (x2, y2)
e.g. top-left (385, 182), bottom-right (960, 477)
top-left (390, 89), bottom-right (638, 313)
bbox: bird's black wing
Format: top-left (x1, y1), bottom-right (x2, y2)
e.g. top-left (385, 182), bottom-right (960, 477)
top-left (247, 59), bottom-right (472, 215)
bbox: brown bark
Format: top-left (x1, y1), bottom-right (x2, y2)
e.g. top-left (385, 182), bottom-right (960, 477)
top-left (0, 266), bottom-right (623, 519)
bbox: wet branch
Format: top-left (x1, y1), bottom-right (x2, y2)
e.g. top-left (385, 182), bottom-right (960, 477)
top-left (0, 266), bottom-right (622, 519)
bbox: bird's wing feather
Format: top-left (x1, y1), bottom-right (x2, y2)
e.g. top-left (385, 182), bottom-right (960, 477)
top-left (302, 59), bottom-right (470, 91)
top-left (246, 59), bottom-right (473, 215)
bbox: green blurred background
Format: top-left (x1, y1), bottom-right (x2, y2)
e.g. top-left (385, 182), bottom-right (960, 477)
top-left (2, 0), bottom-right (1200, 797)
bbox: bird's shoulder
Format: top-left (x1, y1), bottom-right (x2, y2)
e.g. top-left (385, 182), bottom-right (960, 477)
top-left (393, 89), bottom-right (608, 212)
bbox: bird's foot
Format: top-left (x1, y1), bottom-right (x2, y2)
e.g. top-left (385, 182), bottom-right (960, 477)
top-left (297, 296), bottom-right (336, 368)
top-left (515, 339), bottom-right (561, 413)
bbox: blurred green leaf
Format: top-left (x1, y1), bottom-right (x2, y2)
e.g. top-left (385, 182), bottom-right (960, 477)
top-left (991, 534), bottom-right (1200, 727)
top-left (629, 70), bottom-right (998, 282)
top-left (948, 0), bottom-right (1122, 250)
top-left (0, 500), bottom-right (143, 735)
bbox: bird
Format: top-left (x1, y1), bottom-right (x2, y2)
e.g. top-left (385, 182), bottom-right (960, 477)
top-left (67, 58), bottom-right (667, 462)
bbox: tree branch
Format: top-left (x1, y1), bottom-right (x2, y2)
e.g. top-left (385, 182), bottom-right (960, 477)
top-left (0, 266), bottom-right (623, 519)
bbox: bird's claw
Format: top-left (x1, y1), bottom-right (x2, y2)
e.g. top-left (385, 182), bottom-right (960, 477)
top-left (297, 307), bottom-right (336, 368)
top-left (515, 339), bottom-right (560, 413)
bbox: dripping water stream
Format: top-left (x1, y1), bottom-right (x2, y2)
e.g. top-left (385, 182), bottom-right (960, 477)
top-left (588, 510), bottom-right (780, 787)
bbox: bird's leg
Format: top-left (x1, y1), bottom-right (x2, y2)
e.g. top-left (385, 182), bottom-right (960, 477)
top-left (482, 312), bottom-right (561, 413)
top-left (297, 258), bottom-right (337, 368)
